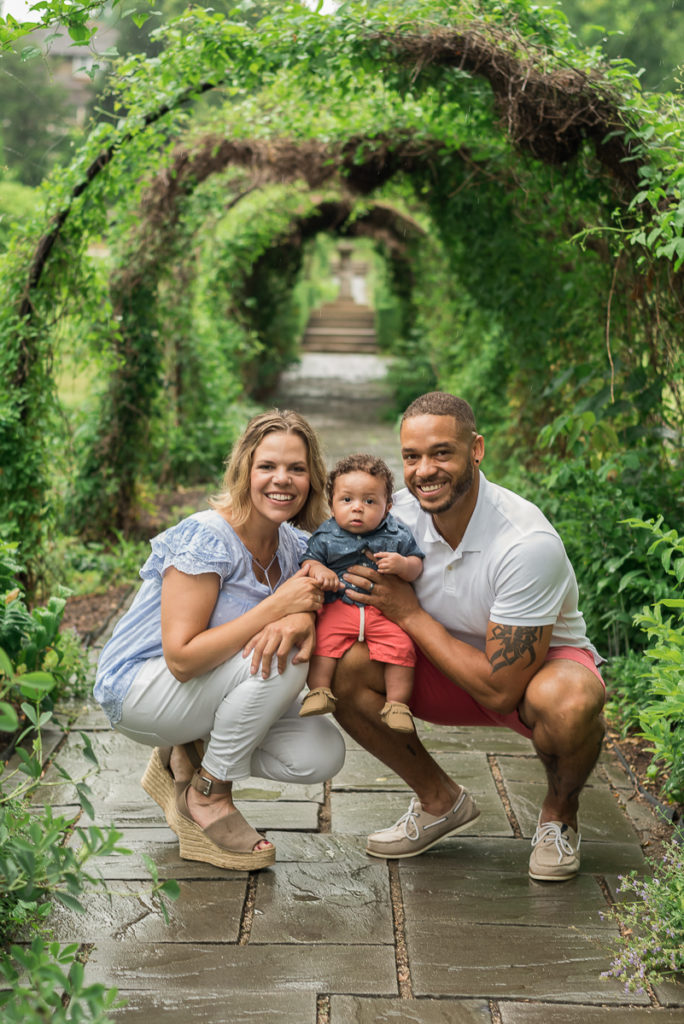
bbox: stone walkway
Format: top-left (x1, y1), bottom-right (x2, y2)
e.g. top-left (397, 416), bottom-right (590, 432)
top-left (34, 355), bottom-right (684, 1021)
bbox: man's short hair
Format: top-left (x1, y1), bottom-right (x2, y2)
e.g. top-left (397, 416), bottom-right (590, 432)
top-left (401, 392), bottom-right (477, 434)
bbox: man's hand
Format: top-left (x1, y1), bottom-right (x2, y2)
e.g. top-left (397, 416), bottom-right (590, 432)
top-left (342, 563), bottom-right (420, 628)
top-left (242, 612), bottom-right (316, 678)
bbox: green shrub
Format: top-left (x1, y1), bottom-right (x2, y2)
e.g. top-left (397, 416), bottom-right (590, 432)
top-left (0, 540), bottom-right (91, 720)
top-left (0, 538), bottom-right (178, 1022)
top-left (602, 837), bottom-right (684, 993)
top-left (0, 181), bottom-right (38, 254)
top-left (626, 517), bottom-right (684, 804)
top-left (603, 649), bottom-right (651, 736)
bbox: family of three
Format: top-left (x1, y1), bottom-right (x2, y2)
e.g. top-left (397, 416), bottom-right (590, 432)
top-left (94, 392), bottom-right (605, 881)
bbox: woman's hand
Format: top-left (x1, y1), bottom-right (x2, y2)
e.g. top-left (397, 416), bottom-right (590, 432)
top-left (342, 563), bottom-right (420, 629)
top-left (273, 567), bottom-right (326, 615)
top-left (161, 566), bottom-right (322, 683)
top-left (243, 612), bottom-right (317, 678)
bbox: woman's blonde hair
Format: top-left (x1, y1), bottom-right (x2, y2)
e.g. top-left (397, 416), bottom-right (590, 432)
top-left (210, 409), bottom-right (328, 532)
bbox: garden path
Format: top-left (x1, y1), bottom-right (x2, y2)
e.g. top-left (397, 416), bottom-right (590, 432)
top-left (31, 353), bottom-right (684, 1022)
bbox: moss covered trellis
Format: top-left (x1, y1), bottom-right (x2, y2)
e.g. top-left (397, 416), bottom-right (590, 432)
top-left (1, 0), bottom-right (682, 585)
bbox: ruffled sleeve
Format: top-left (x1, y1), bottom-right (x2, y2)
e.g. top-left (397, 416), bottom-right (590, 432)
top-left (139, 515), bottom-right (235, 584)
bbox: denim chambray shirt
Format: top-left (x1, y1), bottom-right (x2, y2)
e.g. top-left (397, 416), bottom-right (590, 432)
top-left (94, 510), bottom-right (308, 725)
top-left (301, 514), bottom-right (424, 607)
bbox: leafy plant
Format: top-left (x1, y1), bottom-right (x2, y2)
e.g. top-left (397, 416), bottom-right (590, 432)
top-left (625, 516), bottom-right (684, 803)
top-left (602, 649), bottom-right (651, 736)
top-left (0, 540), bottom-right (92, 721)
top-left (0, 938), bottom-right (125, 1023)
top-left (0, 542), bottom-right (179, 1022)
top-left (601, 837), bottom-right (684, 993)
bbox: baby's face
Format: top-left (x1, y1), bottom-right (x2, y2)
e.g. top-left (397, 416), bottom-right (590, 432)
top-left (331, 471), bottom-right (389, 535)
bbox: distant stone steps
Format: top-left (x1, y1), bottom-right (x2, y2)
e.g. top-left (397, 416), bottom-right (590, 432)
top-left (301, 301), bottom-right (378, 353)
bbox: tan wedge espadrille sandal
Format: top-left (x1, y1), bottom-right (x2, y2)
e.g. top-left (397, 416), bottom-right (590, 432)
top-left (175, 770), bottom-right (275, 870)
top-left (141, 743), bottom-right (202, 833)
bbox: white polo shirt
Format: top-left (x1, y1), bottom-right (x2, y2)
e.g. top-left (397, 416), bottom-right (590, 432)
top-left (391, 474), bottom-right (600, 662)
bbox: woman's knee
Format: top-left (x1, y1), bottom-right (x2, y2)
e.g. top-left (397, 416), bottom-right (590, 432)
top-left (263, 658), bottom-right (309, 699)
top-left (304, 719), bottom-right (346, 780)
top-left (252, 717), bottom-right (346, 783)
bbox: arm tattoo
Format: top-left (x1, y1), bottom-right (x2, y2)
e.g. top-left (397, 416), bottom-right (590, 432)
top-left (489, 624), bottom-right (543, 674)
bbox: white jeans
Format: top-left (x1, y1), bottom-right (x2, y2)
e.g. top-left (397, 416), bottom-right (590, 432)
top-left (116, 651), bottom-right (345, 784)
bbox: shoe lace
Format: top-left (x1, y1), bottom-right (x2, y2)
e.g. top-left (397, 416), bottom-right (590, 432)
top-left (531, 821), bottom-right (579, 863)
top-left (395, 797), bottom-right (421, 841)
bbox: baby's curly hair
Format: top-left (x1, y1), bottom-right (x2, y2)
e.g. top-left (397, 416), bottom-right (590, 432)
top-left (327, 453), bottom-right (394, 507)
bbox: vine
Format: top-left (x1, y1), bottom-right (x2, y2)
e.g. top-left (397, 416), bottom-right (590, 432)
top-left (0, 0), bottom-right (681, 585)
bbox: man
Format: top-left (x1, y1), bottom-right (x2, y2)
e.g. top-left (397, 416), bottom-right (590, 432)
top-left (333, 391), bottom-right (605, 881)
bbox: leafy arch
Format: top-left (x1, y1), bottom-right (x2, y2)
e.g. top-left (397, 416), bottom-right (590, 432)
top-left (1, 0), bottom-right (682, 583)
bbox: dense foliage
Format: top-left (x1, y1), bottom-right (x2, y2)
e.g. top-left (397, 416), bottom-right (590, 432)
top-left (0, 0), bottom-right (682, 1001)
top-left (1, 0), bottom-right (681, 577)
top-left (0, 542), bottom-right (178, 1022)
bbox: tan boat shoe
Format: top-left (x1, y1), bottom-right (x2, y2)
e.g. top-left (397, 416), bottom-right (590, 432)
top-left (366, 789), bottom-right (480, 859)
top-left (529, 819), bottom-right (581, 881)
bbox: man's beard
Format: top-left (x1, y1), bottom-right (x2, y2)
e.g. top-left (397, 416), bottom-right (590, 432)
top-left (415, 460), bottom-right (474, 515)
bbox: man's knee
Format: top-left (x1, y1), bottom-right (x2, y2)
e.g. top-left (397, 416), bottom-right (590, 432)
top-left (522, 661), bottom-right (605, 738)
top-left (332, 642), bottom-right (384, 701)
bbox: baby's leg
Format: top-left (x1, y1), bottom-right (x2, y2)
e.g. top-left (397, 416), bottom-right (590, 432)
top-left (384, 664), bottom-right (414, 706)
top-left (306, 655), bottom-right (337, 692)
top-left (299, 655), bottom-right (338, 717)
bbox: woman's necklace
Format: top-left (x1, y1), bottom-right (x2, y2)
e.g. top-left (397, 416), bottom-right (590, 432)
top-left (251, 548), bottom-right (279, 593)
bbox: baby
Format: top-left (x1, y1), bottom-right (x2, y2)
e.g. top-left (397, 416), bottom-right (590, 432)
top-left (298, 453), bottom-right (424, 732)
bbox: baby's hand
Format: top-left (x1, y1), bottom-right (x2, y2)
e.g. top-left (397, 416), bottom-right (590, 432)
top-left (369, 550), bottom-right (405, 575)
top-left (302, 560), bottom-right (340, 591)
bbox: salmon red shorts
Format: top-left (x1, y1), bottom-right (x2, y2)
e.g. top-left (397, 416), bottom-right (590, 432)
top-left (314, 601), bottom-right (415, 667)
top-left (409, 645), bottom-right (605, 739)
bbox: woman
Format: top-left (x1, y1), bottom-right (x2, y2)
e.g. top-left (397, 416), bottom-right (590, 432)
top-left (94, 410), bottom-right (346, 870)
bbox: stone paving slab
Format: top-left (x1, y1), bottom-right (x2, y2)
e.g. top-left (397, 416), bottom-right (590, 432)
top-left (400, 860), bottom-right (613, 928)
top-left (499, 1004), bottom-right (684, 1022)
top-left (417, 723), bottom-right (533, 755)
top-left (331, 779), bottom-right (512, 837)
top-left (33, 730), bottom-right (324, 810)
top-left (653, 976), bottom-right (684, 1007)
top-left (397, 835), bottom-right (646, 876)
top-left (406, 922), bottom-right (649, 1004)
top-left (45, 879), bottom-right (245, 942)
top-left (332, 748), bottom-right (412, 790)
top-left (503, 778), bottom-right (641, 842)
top-left (333, 749), bottom-right (510, 820)
top-left (70, 823), bottom-right (251, 881)
top-left (330, 995), bottom-right (493, 1022)
top-left (86, 940), bottom-right (398, 996)
top-left (79, 828), bottom-right (372, 881)
top-left (266, 830), bottom-right (368, 862)
top-left (110, 990), bottom-right (316, 1022)
top-left (251, 858), bottom-right (393, 944)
